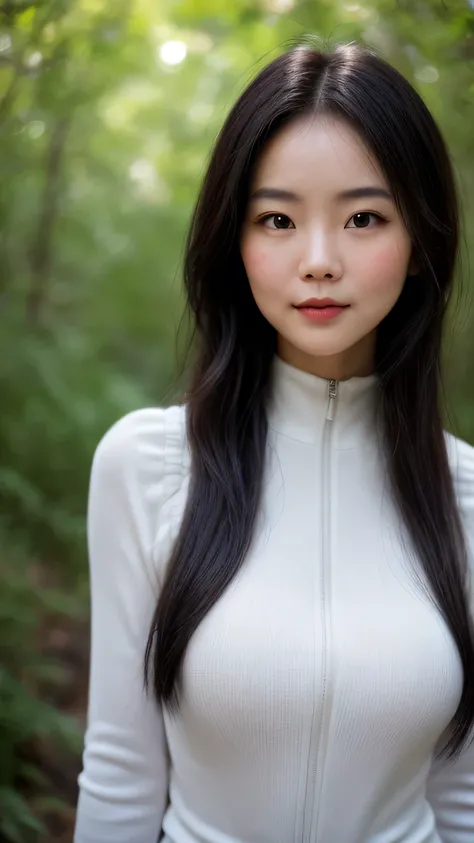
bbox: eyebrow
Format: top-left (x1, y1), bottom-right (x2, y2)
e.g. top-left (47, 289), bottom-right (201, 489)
top-left (250, 186), bottom-right (393, 203)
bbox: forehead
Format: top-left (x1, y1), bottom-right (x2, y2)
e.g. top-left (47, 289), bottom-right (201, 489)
top-left (250, 114), bottom-right (386, 192)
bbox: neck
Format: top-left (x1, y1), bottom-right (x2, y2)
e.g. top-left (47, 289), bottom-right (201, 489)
top-left (277, 332), bottom-right (376, 381)
top-left (268, 354), bottom-right (380, 447)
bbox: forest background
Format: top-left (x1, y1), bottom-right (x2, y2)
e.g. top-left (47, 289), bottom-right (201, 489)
top-left (1, 0), bottom-right (474, 840)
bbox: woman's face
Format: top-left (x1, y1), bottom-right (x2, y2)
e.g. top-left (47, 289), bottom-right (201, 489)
top-left (240, 114), bottom-right (415, 380)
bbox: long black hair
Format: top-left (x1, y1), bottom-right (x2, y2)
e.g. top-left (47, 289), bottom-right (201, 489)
top-left (145, 40), bottom-right (474, 761)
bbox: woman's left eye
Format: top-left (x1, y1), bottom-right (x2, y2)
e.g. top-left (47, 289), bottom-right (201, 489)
top-left (346, 212), bottom-right (384, 229)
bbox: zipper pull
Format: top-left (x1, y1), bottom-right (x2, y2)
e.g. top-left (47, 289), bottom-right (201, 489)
top-left (326, 379), bottom-right (338, 420)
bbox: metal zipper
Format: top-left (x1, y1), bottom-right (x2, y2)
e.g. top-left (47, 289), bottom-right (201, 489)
top-left (311, 378), bottom-right (338, 842)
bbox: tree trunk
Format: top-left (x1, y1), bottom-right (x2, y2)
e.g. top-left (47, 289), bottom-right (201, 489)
top-left (26, 116), bottom-right (70, 325)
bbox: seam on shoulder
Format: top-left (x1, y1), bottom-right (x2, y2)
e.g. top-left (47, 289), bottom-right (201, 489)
top-left (162, 403), bottom-right (189, 509)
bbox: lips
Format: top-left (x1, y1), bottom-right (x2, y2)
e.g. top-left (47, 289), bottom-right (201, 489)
top-left (296, 298), bottom-right (349, 309)
top-left (296, 302), bottom-right (349, 323)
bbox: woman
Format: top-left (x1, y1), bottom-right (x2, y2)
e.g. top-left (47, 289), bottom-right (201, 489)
top-left (74, 41), bottom-right (474, 843)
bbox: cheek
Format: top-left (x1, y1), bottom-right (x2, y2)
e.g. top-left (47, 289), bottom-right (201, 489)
top-left (241, 240), bottom-right (285, 291)
top-left (361, 240), bottom-right (410, 295)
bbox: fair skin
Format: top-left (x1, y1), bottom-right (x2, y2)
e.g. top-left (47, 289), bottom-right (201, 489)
top-left (240, 114), bottom-right (417, 381)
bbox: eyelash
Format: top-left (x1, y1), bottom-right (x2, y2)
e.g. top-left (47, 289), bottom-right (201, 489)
top-left (256, 211), bottom-right (386, 229)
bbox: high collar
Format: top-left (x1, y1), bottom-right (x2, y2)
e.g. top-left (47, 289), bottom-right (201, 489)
top-left (267, 354), bottom-right (380, 448)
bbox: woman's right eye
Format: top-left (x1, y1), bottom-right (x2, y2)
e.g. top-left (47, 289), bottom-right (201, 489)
top-left (258, 213), bottom-right (295, 230)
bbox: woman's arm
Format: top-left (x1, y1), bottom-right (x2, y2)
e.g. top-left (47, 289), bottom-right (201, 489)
top-left (425, 435), bottom-right (474, 842)
top-left (426, 737), bottom-right (474, 843)
top-left (74, 410), bottom-right (177, 843)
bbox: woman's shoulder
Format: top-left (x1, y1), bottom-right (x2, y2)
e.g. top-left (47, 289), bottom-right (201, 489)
top-left (445, 431), bottom-right (474, 505)
top-left (444, 432), bottom-right (474, 563)
top-left (90, 404), bottom-right (189, 507)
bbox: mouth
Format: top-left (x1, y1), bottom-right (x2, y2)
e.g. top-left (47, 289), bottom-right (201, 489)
top-left (296, 305), bottom-right (349, 310)
top-left (295, 298), bottom-right (349, 309)
top-left (295, 303), bottom-right (349, 322)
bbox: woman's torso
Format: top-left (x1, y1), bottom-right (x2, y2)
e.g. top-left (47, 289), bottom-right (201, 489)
top-left (156, 359), bottom-right (464, 843)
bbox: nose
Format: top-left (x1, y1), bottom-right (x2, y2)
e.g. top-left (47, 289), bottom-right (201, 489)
top-left (298, 230), bottom-right (342, 282)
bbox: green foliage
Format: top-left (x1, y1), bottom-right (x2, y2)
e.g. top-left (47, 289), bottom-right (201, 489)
top-left (0, 0), bottom-right (473, 839)
top-left (0, 528), bottom-right (82, 842)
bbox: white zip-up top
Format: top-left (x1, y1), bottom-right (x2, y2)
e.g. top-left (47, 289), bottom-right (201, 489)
top-left (75, 354), bottom-right (474, 843)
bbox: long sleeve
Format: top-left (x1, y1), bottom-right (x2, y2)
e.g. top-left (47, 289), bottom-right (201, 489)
top-left (74, 407), bottom-right (186, 843)
top-left (425, 435), bottom-right (474, 842)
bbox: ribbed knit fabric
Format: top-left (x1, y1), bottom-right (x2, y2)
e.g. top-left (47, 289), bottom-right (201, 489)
top-left (74, 354), bottom-right (474, 843)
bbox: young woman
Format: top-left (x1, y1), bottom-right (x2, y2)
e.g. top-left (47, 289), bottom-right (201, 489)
top-left (74, 41), bottom-right (474, 843)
